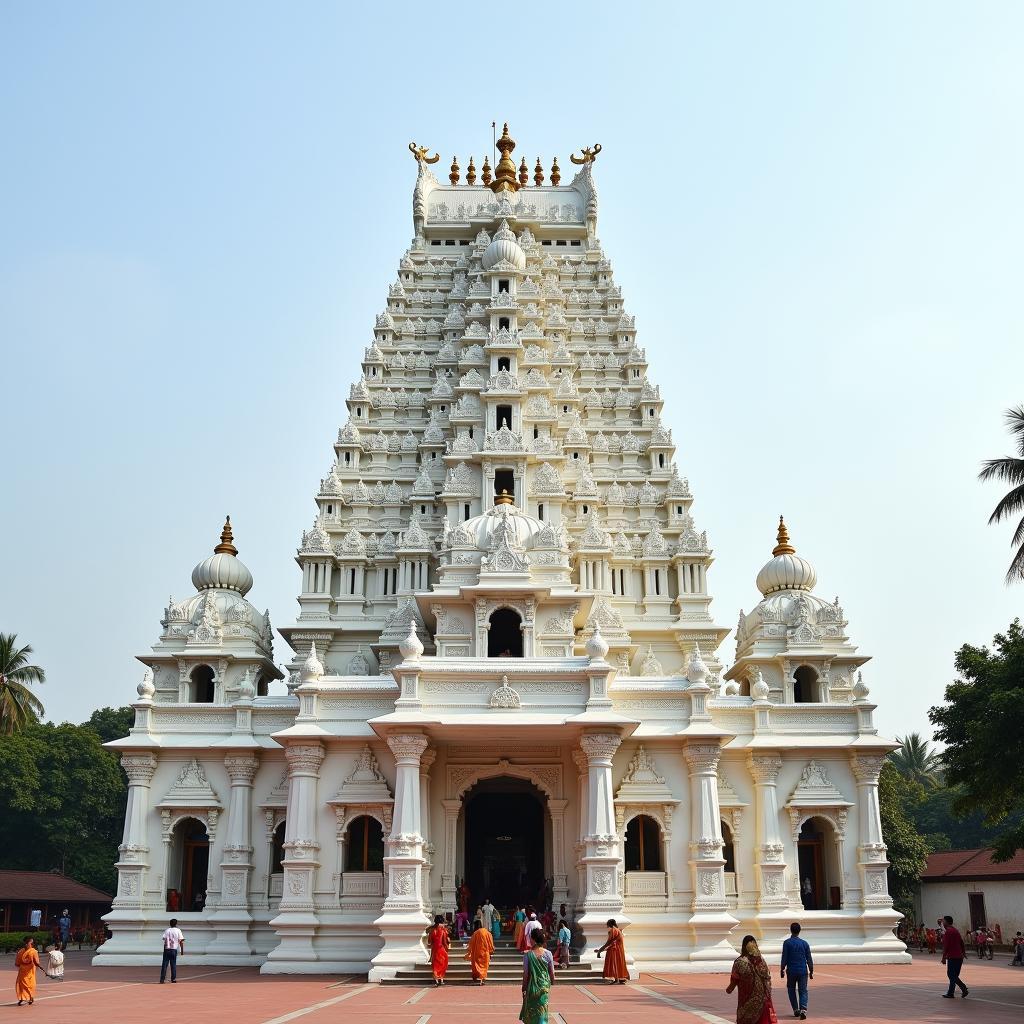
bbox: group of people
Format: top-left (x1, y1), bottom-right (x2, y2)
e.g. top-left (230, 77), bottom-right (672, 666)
top-left (12, 936), bottom-right (67, 1006)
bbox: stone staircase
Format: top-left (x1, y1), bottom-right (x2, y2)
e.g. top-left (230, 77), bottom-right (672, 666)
top-left (380, 937), bottom-right (598, 985)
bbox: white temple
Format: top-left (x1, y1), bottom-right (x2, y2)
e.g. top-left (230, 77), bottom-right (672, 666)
top-left (97, 126), bottom-right (907, 977)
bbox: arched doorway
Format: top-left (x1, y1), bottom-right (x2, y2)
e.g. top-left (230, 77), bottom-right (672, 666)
top-left (488, 608), bottom-right (523, 657)
top-left (167, 816), bottom-right (209, 912)
top-left (797, 816), bottom-right (842, 909)
top-left (462, 778), bottom-right (546, 910)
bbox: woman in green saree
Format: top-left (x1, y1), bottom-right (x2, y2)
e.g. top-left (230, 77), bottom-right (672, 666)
top-left (519, 930), bottom-right (556, 1024)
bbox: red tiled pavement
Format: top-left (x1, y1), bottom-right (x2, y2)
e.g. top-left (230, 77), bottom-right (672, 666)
top-left (1, 951), bottom-right (1022, 1024)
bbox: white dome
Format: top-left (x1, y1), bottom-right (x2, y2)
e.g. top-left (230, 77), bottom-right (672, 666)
top-left (481, 220), bottom-right (526, 271)
top-left (191, 517), bottom-right (254, 596)
top-left (463, 499), bottom-right (545, 551)
top-left (754, 517), bottom-right (816, 596)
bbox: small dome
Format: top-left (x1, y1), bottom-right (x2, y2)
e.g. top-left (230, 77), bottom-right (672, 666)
top-left (481, 220), bottom-right (526, 271)
top-left (463, 498), bottom-right (545, 551)
top-left (191, 517), bottom-right (254, 596)
top-left (755, 516), bottom-right (817, 596)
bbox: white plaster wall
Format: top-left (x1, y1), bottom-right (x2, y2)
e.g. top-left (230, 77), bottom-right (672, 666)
top-left (919, 879), bottom-right (1024, 938)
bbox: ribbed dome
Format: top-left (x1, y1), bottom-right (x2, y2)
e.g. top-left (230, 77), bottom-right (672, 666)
top-left (463, 497), bottom-right (544, 551)
top-left (481, 220), bottom-right (526, 271)
top-left (754, 517), bottom-right (817, 596)
top-left (191, 517), bottom-right (254, 596)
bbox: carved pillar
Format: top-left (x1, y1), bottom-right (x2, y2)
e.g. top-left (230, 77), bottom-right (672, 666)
top-left (685, 743), bottom-right (727, 912)
top-left (579, 733), bottom-right (624, 921)
top-left (572, 748), bottom-right (588, 913)
top-left (851, 754), bottom-right (891, 907)
top-left (369, 733), bottom-right (432, 983)
top-left (219, 753), bottom-right (259, 905)
top-left (419, 748), bottom-right (436, 909)
top-left (748, 753), bottom-right (789, 909)
top-left (264, 743), bottom-right (325, 969)
top-left (114, 753), bottom-right (157, 908)
top-left (548, 798), bottom-right (569, 908)
top-left (333, 806), bottom-right (348, 898)
top-left (441, 798), bottom-right (461, 911)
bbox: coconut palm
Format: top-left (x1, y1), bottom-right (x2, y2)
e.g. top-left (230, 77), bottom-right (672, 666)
top-left (979, 405), bottom-right (1024, 583)
top-left (890, 733), bottom-right (943, 788)
top-left (0, 633), bottom-right (46, 735)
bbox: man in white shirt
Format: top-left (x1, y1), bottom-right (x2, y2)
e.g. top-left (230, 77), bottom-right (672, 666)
top-left (524, 912), bottom-right (542, 946)
top-left (480, 899), bottom-right (496, 932)
top-left (159, 919), bottom-right (185, 984)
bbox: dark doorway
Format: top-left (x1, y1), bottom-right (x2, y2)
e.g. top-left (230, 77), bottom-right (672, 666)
top-left (968, 892), bottom-right (987, 931)
top-left (180, 818), bottom-right (209, 912)
top-left (488, 608), bottom-right (523, 657)
top-left (494, 468), bottom-right (515, 498)
top-left (464, 780), bottom-right (545, 910)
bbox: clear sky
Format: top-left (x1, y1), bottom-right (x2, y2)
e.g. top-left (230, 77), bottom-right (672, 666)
top-left (2, 2), bottom-right (1022, 741)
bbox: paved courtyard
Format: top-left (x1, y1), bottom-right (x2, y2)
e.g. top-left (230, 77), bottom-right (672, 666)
top-left (2, 951), bottom-right (1022, 1023)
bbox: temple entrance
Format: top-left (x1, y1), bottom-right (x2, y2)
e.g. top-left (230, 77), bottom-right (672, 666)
top-left (463, 778), bottom-right (546, 912)
top-left (797, 817), bottom-right (842, 910)
top-left (488, 608), bottom-right (523, 657)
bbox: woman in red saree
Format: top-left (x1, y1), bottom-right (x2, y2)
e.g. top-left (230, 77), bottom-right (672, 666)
top-left (428, 914), bottom-right (450, 986)
top-left (595, 918), bottom-right (629, 984)
top-left (725, 935), bottom-right (778, 1024)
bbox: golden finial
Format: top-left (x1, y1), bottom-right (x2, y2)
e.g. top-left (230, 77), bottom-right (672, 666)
top-left (550, 157), bottom-right (561, 186)
top-left (214, 515), bottom-right (238, 556)
top-left (494, 490), bottom-right (514, 506)
top-left (488, 123), bottom-right (520, 193)
top-left (518, 157), bottom-right (529, 187)
top-left (408, 142), bottom-right (440, 165)
top-left (772, 515), bottom-right (795, 556)
top-left (466, 156), bottom-right (477, 186)
top-left (570, 143), bottom-right (603, 165)
top-left (481, 155), bottom-right (493, 186)
top-left (534, 158), bottom-right (544, 186)
top-left (449, 156), bottom-right (460, 185)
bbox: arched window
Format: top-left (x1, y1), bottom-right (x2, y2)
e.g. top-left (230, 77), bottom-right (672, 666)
top-left (488, 608), bottom-right (523, 658)
top-left (271, 820), bottom-right (286, 873)
top-left (624, 814), bottom-right (662, 871)
top-left (793, 665), bottom-right (818, 704)
top-left (346, 815), bottom-right (384, 872)
top-left (167, 816), bottom-right (209, 912)
top-left (190, 665), bottom-right (215, 703)
top-left (497, 356), bottom-right (511, 371)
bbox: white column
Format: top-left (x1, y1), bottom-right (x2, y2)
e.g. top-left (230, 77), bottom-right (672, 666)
top-left (747, 753), bottom-right (789, 909)
top-left (685, 742), bottom-right (727, 912)
top-left (441, 799), bottom-right (461, 912)
top-left (113, 753), bottom-right (157, 908)
top-left (419, 748), bottom-right (436, 907)
top-left (369, 732), bottom-right (432, 983)
top-left (851, 754), bottom-right (892, 907)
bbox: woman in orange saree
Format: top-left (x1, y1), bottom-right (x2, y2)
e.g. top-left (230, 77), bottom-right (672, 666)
top-left (513, 907), bottom-right (527, 951)
top-left (595, 918), bottom-right (629, 983)
top-left (464, 921), bottom-right (495, 984)
top-left (428, 914), bottom-right (450, 986)
top-left (15, 937), bottom-right (40, 1005)
top-left (725, 935), bottom-right (778, 1024)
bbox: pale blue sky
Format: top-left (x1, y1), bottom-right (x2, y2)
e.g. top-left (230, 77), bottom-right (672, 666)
top-left (2, 2), bottom-right (1022, 741)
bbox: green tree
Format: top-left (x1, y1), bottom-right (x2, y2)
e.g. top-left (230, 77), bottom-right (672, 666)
top-left (929, 620), bottom-right (1024, 859)
top-left (0, 633), bottom-right (45, 734)
top-left (83, 706), bottom-right (135, 743)
top-left (878, 760), bottom-right (930, 914)
top-left (0, 722), bottom-right (126, 892)
top-left (889, 732), bottom-right (943, 789)
top-left (979, 405), bottom-right (1024, 583)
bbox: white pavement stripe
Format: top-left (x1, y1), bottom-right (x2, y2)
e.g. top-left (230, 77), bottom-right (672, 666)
top-left (179, 967), bottom-right (247, 982)
top-left (257, 983), bottom-right (376, 1023)
top-left (35, 982), bottom-right (142, 1002)
top-left (406, 986), bottom-right (431, 1003)
top-left (814, 970), bottom-right (1024, 1010)
top-left (631, 984), bottom-right (733, 1024)
top-left (414, 1015), bottom-right (431, 1024)
top-left (554, 1014), bottom-right (568, 1024)
top-left (574, 984), bottom-right (602, 1003)
top-left (326, 975), bottom-right (356, 988)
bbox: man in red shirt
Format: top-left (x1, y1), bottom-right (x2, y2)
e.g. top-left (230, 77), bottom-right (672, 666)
top-left (940, 915), bottom-right (969, 999)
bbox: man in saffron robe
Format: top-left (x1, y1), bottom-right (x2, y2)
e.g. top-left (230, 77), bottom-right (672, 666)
top-left (464, 921), bottom-right (495, 984)
top-left (15, 937), bottom-right (40, 1005)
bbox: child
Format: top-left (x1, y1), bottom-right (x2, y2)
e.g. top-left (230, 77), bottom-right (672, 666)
top-left (45, 943), bottom-right (65, 982)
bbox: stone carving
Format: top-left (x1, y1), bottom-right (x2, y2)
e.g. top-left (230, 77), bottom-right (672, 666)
top-left (488, 675), bottom-right (521, 709)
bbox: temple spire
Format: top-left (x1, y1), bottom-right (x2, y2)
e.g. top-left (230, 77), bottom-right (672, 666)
top-left (772, 515), bottom-right (795, 556)
top-left (214, 515), bottom-right (238, 556)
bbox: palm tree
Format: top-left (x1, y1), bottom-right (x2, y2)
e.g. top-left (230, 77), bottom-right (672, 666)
top-left (979, 405), bottom-right (1024, 583)
top-left (890, 733), bottom-right (943, 788)
top-left (0, 633), bottom-right (46, 735)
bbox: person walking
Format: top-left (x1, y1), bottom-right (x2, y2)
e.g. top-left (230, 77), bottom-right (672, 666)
top-left (513, 906), bottom-right (527, 950)
top-left (1011, 931), bottom-right (1024, 966)
top-left (480, 898), bottom-right (496, 935)
top-left (15, 937), bottom-right (40, 1005)
top-left (519, 930), bottom-right (555, 1024)
top-left (58, 909), bottom-right (71, 951)
top-left (159, 918), bottom-right (185, 984)
top-left (726, 935), bottom-right (777, 1024)
top-left (463, 920), bottom-right (495, 985)
top-left (940, 914), bottom-right (968, 999)
top-left (556, 918), bottom-right (572, 969)
top-left (44, 942), bottom-right (65, 982)
top-left (595, 918), bottom-right (629, 984)
top-left (522, 912), bottom-right (542, 952)
top-left (780, 922), bottom-right (813, 1020)
top-left (428, 914), bottom-right (450, 986)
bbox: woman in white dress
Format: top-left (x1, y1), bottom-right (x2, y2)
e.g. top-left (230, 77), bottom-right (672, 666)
top-left (45, 943), bottom-right (65, 981)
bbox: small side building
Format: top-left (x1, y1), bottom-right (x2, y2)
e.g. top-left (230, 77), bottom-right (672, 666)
top-left (0, 870), bottom-right (112, 934)
top-left (916, 849), bottom-right (1024, 937)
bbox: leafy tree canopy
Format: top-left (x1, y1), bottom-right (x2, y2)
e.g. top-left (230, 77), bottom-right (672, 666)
top-left (929, 619), bottom-right (1024, 859)
top-left (878, 761), bottom-right (929, 913)
top-left (889, 732), bottom-right (943, 789)
top-left (83, 706), bottom-right (135, 744)
top-left (0, 632), bottom-right (45, 735)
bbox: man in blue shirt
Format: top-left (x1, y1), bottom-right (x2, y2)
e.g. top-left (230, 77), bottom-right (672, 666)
top-left (780, 921), bottom-right (813, 1019)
